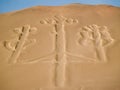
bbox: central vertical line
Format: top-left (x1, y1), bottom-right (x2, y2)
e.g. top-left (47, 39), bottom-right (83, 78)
top-left (54, 23), bottom-right (67, 87)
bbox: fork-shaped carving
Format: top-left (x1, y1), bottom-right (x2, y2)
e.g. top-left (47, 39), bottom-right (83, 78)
top-left (40, 15), bottom-right (78, 87)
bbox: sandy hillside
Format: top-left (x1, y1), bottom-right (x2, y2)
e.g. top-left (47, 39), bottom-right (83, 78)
top-left (0, 4), bottom-right (120, 90)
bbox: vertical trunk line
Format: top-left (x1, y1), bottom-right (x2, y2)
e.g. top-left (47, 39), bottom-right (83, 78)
top-left (94, 30), bottom-right (107, 62)
top-left (96, 46), bottom-right (107, 62)
top-left (9, 25), bottom-right (30, 64)
top-left (54, 23), bottom-right (67, 87)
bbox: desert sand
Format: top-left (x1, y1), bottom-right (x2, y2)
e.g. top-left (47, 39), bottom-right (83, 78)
top-left (0, 4), bottom-right (120, 90)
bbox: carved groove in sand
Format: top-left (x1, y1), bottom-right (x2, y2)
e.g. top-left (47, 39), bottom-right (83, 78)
top-left (74, 24), bottom-right (114, 62)
top-left (40, 15), bottom-right (78, 87)
top-left (4, 16), bottom-right (114, 88)
top-left (4, 25), bottom-right (37, 64)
